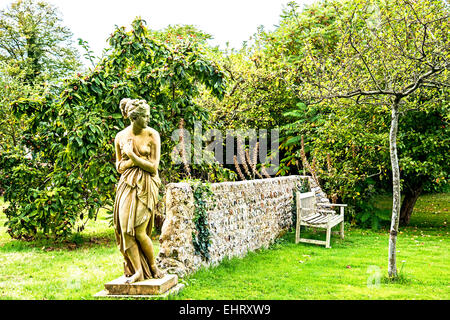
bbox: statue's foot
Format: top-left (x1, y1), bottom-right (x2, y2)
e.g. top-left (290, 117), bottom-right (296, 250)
top-left (150, 264), bottom-right (164, 279)
top-left (124, 270), bottom-right (143, 284)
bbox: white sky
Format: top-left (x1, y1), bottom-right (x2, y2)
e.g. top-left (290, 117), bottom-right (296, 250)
top-left (1, 0), bottom-right (315, 63)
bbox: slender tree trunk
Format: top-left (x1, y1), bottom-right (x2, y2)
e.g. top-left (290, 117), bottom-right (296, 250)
top-left (25, 33), bottom-right (41, 85)
top-left (388, 99), bottom-right (401, 278)
top-left (400, 183), bottom-right (424, 226)
top-left (10, 121), bottom-right (17, 146)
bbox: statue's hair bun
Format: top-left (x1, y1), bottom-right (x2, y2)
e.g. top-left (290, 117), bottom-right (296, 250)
top-left (119, 98), bottom-right (132, 119)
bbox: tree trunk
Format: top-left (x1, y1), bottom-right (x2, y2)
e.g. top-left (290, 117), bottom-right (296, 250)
top-left (25, 33), bottom-right (42, 85)
top-left (400, 184), bottom-right (424, 226)
top-left (388, 100), bottom-right (401, 278)
top-left (10, 121), bottom-right (17, 146)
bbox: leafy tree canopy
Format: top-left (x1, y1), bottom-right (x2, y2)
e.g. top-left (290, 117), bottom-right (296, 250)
top-left (0, 0), bottom-right (81, 87)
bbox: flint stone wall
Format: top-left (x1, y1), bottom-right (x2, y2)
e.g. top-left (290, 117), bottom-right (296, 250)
top-left (156, 175), bottom-right (329, 277)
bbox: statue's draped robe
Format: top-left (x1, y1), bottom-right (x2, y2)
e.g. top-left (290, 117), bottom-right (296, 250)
top-left (113, 148), bottom-right (161, 279)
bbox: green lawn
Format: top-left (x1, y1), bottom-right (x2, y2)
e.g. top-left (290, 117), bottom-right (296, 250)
top-left (0, 193), bottom-right (448, 300)
top-left (0, 202), bottom-right (125, 299)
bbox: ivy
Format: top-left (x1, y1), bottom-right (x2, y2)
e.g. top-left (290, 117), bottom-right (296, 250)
top-left (188, 179), bottom-right (215, 261)
top-left (299, 179), bottom-right (310, 193)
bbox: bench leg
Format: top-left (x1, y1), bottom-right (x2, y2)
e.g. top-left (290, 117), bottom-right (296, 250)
top-left (295, 220), bottom-right (301, 244)
top-left (340, 221), bottom-right (345, 240)
top-left (326, 227), bottom-right (331, 248)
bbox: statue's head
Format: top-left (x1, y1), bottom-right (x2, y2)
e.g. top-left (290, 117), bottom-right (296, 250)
top-left (120, 98), bottom-right (150, 126)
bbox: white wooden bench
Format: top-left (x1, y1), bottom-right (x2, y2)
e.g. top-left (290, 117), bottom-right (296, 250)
top-left (295, 191), bottom-right (346, 248)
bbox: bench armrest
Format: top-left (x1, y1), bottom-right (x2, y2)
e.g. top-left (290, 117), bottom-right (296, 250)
top-left (321, 203), bottom-right (347, 207)
top-left (317, 209), bottom-right (336, 214)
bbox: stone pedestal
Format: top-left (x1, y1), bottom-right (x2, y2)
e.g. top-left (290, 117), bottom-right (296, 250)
top-left (95, 274), bottom-right (183, 298)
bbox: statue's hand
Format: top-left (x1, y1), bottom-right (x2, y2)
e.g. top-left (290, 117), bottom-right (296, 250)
top-left (123, 159), bottom-right (134, 170)
top-left (123, 139), bottom-right (134, 158)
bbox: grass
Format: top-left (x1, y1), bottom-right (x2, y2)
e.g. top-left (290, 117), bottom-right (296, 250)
top-left (0, 193), bottom-right (449, 300)
top-left (371, 193), bottom-right (449, 229)
top-left (0, 203), bottom-right (124, 299)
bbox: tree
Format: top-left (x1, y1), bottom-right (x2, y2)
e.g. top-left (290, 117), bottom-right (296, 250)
top-left (1, 18), bottom-right (229, 240)
top-left (282, 89), bottom-right (449, 228)
top-left (0, 61), bottom-right (38, 151)
top-left (397, 91), bottom-right (449, 225)
top-left (0, 0), bottom-right (81, 154)
top-left (298, 0), bottom-right (449, 278)
top-left (0, 0), bottom-right (80, 87)
top-left (259, 0), bottom-right (447, 228)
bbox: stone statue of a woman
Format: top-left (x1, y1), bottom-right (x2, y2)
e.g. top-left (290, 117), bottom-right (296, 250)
top-left (113, 98), bottom-right (164, 284)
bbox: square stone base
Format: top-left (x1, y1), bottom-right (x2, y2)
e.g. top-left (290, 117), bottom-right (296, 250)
top-left (94, 283), bottom-right (185, 299)
top-left (97, 274), bottom-right (180, 297)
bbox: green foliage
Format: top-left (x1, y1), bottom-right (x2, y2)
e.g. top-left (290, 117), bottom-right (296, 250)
top-left (269, 0), bottom-right (449, 227)
top-left (281, 88), bottom-right (448, 229)
top-left (1, 17), bottom-right (227, 240)
top-left (188, 179), bottom-right (215, 261)
top-left (0, 0), bottom-right (83, 238)
top-left (0, 0), bottom-right (81, 87)
top-left (398, 90), bottom-right (449, 193)
top-left (299, 178), bottom-right (310, 193)
top-left (150, 24), bottom-right (213, 47)
top-left (0, 0), bottom-right (81, 163)
top-left (197, 27), bottom-right (303, 131)
top-left (2, 0), bottom-right (448, 239)
top-left (0, 61), bottom-right (38, 152)
top-left (198, 0), bottom-right (449, 230)
top-left (356, 203), bottom-right (390, 230)
top-left (77, 38), bottom-right (97, 69)
top-left (149, 26), bottom-right (238, 183)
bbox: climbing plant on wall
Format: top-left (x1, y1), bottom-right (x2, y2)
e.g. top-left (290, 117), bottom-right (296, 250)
top-left (189, 179), bottom-right (215, 261)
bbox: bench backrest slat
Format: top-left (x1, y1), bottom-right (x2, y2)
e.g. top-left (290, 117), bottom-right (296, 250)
top-left (296, 191), bottom-right (316, 219)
